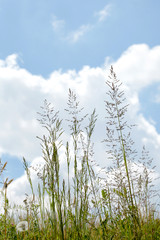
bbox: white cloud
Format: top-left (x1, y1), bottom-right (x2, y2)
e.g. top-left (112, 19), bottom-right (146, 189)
top-left (137, 115), bottom-right (160, 151)
top-left (113, 44), bottom-right (160, 92)
top-left (1, 44), bottom-right (160, 205)
top-left (52, 15), bottom-right (65, 32)
top-left (51, 14), bottom-right (93, 43)
top-left (95, 4), bottom-right (112, 22)
top-left (51, 4), bottom-right (111, 43)
top-left (66, 24), bottom-right (93, 43)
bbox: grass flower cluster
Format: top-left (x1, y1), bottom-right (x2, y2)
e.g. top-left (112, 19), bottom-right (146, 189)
top-left (0, 66), bottom-right (160, 239)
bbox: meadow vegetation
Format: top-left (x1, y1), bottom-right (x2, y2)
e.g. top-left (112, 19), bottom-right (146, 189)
top-left (0, 66), bottom-right (160, 239)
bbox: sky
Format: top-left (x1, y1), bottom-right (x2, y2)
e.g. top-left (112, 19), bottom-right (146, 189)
top-left (0, 0), bottom-right (160, 206)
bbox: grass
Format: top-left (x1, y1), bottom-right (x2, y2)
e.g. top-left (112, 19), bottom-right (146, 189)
top-left (0, 66), bottom-right (160, 239)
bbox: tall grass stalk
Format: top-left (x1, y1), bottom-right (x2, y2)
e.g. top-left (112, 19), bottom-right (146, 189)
top-left (104, 66), bottom-right (141, 235)
top-left (37, 99), bottom-right (64, 239)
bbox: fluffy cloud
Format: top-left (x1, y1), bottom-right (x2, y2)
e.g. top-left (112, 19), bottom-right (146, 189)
top-left (1, 44), bottom-right (160, 206)
top-left (113, 44), bottom-right (160, 91)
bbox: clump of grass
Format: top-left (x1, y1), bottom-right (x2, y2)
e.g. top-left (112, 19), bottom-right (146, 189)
top-left (0, 66), bottom-right (160, 239)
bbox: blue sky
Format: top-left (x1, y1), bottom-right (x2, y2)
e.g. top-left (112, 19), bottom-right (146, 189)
top-left (0, 0), bottom-right (160, 205)
top-left (0, 0), bottom-right (159, 76)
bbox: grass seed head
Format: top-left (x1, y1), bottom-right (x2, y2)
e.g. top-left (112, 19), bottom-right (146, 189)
top-left (16, 221), bottom-right (28, 232)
